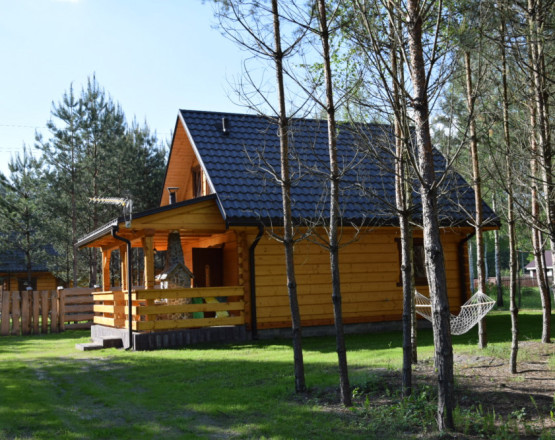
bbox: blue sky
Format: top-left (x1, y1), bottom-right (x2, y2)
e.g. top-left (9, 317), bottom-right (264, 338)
top-left (0, 0), bottom-right (249, 175)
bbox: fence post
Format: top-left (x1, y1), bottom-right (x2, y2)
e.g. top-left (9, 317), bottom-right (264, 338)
top-left (50, 289), bottom-right (59, 333)
top-left (11, 292), bottom-right (21, 336)
top-left (1, 289), bottom-right (10, 336)
top-left (32, 290), bottom-right (40, 334)
top-left (58, 286), bottom-right (65, 331)
top-left (41, 291), bottom-right (49, 334)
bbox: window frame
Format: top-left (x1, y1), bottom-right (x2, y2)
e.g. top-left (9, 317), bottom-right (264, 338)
top-left (192, 166), bottom-right (203, 198)
top-left (396, 237), bottom-right (428, 287)
top-left (18, 277), bottom-right (37, 291)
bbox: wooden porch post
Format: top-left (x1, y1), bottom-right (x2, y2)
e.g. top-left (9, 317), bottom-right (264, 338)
top-left (120, 245), bottom-right (128, 291)
top-left (142, 236), bottom-right (155, 289)
top-left (101, 248), bottom-right (112, 291)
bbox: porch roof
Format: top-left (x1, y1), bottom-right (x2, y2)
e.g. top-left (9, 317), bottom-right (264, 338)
top-left (76, 195), bottom-right (226, 250)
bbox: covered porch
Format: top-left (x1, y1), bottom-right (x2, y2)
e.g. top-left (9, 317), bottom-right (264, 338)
top-left (77, 196), bottom-right (250, 349)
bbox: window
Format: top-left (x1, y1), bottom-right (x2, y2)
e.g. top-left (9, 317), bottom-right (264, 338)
top-left (18, 277), bottom-right (37, 291)
top-left (396, 238), bottom-right (428, 286)
top-left (192, 166), bottom-right (203, 198)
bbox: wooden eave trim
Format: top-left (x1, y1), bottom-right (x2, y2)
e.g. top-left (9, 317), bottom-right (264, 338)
top-left (78, 198), bottom-right (227, 249)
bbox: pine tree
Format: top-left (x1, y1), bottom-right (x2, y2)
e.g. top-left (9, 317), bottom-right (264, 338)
top-left (35, 76), bottom-right (167, 286)
top-left (0, 147), bottom-right (51, 288)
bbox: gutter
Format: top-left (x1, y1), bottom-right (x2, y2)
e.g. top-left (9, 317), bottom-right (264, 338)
top-left (458, 230), bottom-right (476, 306)
top-left (249, 224), bottom-right (264, 340)
top-left (111, 226), bottom-right (133, 350)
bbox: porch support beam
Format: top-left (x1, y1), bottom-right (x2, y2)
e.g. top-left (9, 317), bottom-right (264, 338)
top-left (120, 244), bottom-right (128, 291)
top-left (142, 235), bottom-right (155, 289)
top-left (101, 247), bottom-right (112, 291)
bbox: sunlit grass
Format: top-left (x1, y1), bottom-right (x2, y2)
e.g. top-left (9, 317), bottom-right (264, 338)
top-left (0, 312), bottom-right (553, 439)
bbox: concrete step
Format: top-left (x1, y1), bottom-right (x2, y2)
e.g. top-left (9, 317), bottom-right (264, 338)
top-left (75, 336), bottom-right (123, 351)
top-left (75, 342), bottom-right (104, 351)
top-left (97, 336), bottom-right (123, 349)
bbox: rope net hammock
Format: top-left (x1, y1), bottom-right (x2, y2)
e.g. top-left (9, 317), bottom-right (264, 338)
top-left (414, 290), bottom-right (496, 335)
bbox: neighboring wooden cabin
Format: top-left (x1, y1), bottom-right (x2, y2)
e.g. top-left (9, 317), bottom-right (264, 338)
top-left (0, 248), bottom-right (59, 291)
top-left (77, 110), bottom-right (498, 348)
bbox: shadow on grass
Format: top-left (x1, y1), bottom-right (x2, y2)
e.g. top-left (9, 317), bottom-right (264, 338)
top-left (208, 312), bottom-right (553, 355)
top-left (0, 329), bottom-right (91, 354)
top-left (0, 312), bottom-right (553, 439)
top-left (0, 352), bottom-right (371, 439)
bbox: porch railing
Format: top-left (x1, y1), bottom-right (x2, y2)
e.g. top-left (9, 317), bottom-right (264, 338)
top-left (93, 286), bottom-right (245, 332)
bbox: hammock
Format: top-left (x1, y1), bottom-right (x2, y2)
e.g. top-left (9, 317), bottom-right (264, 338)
top-left (414, 290), bottom-right (496, 335)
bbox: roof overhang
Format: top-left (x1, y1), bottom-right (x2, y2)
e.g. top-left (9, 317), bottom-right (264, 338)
top-left (76, 195), bottom-right (227, 251)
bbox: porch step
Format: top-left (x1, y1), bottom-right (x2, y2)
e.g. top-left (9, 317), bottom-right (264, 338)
top-left (96, 336), bottom-right (124, 349)
top-left (75, 336), bottom-right (123, 351)
top-left (75, 342), bottom-right (104, 351)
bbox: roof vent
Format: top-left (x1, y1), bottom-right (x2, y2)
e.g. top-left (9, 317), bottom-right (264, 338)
top-left (222, 117), bottom-right (230, 135)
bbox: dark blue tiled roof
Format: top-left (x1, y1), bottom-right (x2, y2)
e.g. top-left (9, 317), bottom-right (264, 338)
top-left (180, 109), bottom-right (498, 227)
top-left (0, 246), bottom-right (55, 273)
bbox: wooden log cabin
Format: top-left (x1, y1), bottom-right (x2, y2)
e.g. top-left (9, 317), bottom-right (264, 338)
top-left (0, 247), bottom-right (60, 291)
top-left (77, 110), bottom-right (499, 350)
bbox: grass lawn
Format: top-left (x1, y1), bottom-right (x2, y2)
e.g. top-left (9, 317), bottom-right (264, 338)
top-left (487, 284), bottom-right (547, 311)
top-left (0, 311), bottom-right (553, 439)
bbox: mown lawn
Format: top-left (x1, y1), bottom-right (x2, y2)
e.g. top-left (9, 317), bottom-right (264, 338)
top-left (0, 311), bottom-right (553, 440)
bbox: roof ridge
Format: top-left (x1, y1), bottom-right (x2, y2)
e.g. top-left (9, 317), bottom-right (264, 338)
top-left (179, 109), bottom-right (391, 128)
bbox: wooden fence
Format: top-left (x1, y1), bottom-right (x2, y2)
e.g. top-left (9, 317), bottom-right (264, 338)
top-left (476, 276), bottom-right (554, 289)
top-left (63, 288), bottom-right (95, 330)
top-left (93, 286), bottom-right (245, 332)
top-left (0, 287), bottom-right (95, 336)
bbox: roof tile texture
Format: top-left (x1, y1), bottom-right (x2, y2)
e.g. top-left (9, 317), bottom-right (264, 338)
top-left (180, 109), bottom-right (498, 227)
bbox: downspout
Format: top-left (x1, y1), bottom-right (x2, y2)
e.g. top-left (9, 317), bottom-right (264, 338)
top-left (458, 231), bottom-right (476, 306)
top-left (111, 226), bottom-right (133, 350)
top-left (249, 224), bottom-right (264, 340)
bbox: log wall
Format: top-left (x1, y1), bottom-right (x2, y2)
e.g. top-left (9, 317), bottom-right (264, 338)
top-left (240, 227), bottom-right (469, 330)
top-left (0, 271), bottom-right (58, 292)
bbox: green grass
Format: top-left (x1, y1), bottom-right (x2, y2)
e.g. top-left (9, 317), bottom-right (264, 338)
top-left (0, 312), bottom-right (553, 439)
top-left (486, 284), bottom-right (547, 311)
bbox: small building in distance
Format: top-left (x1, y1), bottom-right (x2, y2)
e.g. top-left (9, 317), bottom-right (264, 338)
top-left (524, 250), bottom-right (553, 279)
top-left (0, 246), bottom-right (59, 291)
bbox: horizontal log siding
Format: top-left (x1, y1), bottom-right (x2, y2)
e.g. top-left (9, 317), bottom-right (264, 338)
top-left (250, 228), bottom-right (465, 329)
top-left (0, 272), bottom-right (58, 291)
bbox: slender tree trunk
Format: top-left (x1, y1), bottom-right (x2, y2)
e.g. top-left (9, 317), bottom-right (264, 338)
top-left (528, 0), bottom-right (551, 342)
top-left (500, 16), bottom-right (518, 372)
top-left (71, 148), bottom-right (78, 287)
top-left (469, 241), bottom-right (475, 293)
top-left (464, 51), bottom-right (487, 348)
top-left (390, 4), bottom-right (413, 396)
top-left (25, 213), bottom-right (32, 287)
top-left (508, 198), bottom-right (519, 373)
top-left (534, 4), bottom-right (555, 300)
top-left (492, 198), bottom-right (503, 307)
top-left (406, 0), bottom-right (454, 430)
top-left (272, 0), bottom-right (306, 393)
top-left (316, 0), bottom-right (351, 406)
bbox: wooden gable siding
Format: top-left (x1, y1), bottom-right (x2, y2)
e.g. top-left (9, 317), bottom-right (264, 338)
top-left (241, 227), bottom-right (469, 330)
top-left (161, 117), bottom-right (210, 207)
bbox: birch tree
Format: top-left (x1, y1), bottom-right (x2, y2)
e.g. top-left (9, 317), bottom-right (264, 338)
top-left (215, 0), bottom-right (307, 393)
top-left (405, 0), bottom-right (455, 429)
